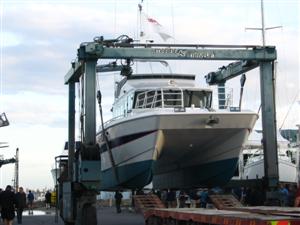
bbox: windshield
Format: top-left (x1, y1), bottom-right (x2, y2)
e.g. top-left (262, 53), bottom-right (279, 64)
top-left (133, 89), bottom-right (212, 109)
top-left (183, 90), bottom-right (212, 108)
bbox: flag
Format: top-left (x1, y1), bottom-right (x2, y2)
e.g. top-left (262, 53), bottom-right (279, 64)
top-left (141, 12), bottom-right (173, 42)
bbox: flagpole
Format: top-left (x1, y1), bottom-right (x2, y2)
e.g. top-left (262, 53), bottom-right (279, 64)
top-left (138, 3), bottom-right (143, 39)
top-left (261, 0), bottom-right (266, 46)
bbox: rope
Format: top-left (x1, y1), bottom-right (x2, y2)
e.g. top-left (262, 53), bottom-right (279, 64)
top-left (96, 75), bottom-right (119, 182)
top-left (279, 89), bottom-right (300, 130)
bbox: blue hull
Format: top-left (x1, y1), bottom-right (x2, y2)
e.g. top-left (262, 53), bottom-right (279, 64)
top-left (152, 157), bottom-right (239, 189)
top-left (100, 158), bottom-right (238, 190)
top-left (100, 160), bottom-right (153, 190)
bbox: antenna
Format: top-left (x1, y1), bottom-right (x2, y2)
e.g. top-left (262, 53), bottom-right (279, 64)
top-left (245, 0), bottom-right (282, 46)
top-left (138, 3), bottom-right (144, 39)
top-left (246, 0), bottom-right (282, 115)
top-left (13, 148), bottom-right (19, 191)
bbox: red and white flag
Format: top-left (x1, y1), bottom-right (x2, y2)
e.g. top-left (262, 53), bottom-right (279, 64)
top-left (140, 12), bottom-right (173, 42)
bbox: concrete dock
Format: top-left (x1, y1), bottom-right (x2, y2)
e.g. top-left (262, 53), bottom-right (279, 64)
top-left (19, 207), bottom-right (144, 225)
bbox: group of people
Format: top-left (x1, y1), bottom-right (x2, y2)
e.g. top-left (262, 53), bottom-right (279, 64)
top-left (234, 183), bottom-right (300, 207)
top-left (278, 183), bottom-right (300, 207)
top-left (159, 189), bottom-right (209, 209)
top-left (151, 184), bottom-right (300, 209)
top-left (0, 185), bottom-right (34, 225)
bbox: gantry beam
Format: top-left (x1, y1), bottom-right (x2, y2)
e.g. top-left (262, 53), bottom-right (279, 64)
top-left (260, 61), bottom-right (279, 188)
top-left (205, 60), bottom-right (259, 85)
top-left (65, 43), bottom-right (276, 84)
top-left (81, 46), bottom-right (275, 61)
top-left (64, 61), bottom-right (122, 84)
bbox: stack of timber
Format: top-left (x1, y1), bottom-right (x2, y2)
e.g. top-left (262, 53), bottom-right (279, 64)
top-left (144, 207), bottom-right (300, 225)
top-left (133, 194), bottom-right (165, 215)
top-left (209, 194), bottom-right (243, 209)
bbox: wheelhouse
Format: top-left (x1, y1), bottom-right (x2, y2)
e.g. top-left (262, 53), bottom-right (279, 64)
top-left (112, 88), bottom-right (212, 118)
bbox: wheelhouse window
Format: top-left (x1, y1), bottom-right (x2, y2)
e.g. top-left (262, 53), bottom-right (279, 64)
top-left (183, 90), bottom-right (212, 108)
top-left (133, 89), bottom-right (212, 109)
top-left (112, 92), bottom-right (134, 118)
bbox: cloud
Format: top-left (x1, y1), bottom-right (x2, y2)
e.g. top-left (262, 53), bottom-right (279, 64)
top-left (1, 91), bottom-right (67, 127)
top-left (0, 124), bottom-right (67, 188)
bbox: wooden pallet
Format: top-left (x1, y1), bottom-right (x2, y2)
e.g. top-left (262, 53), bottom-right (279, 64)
top-left (209, 194), bottom-right (243, 209)
top-left (133, 194), bottom-right (165, 214)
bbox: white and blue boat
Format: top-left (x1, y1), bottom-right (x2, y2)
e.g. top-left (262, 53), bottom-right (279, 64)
top-left (97, 73), bottom-right (258, 190)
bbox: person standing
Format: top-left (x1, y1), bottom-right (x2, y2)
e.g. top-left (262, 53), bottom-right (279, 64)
top-left (294, 184), bottom-right (300, 207)
top-left (0, 185), bottom-right (16, 225)
top-left (45, 191), bottom-right (51, 209)
top-left (27, 190), bottom-right (34, 214)
top-left (200, 189), bottom-right (209, 208)
top-left (114, 190), bottom-right (123, 213)
top-left (178, 190), bottom-right (187, 208)
top-left (166, 189), bottom-right (176, 208)
top-left (15, 187), bottom-right (26, 224)
top-left (279, 184), bottom-right (289, 206)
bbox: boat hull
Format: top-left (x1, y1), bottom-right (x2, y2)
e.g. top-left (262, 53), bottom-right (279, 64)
top-left (242, 158), bottom-right (298, 183)
top-left (98, 112), bottom-right (257, 190)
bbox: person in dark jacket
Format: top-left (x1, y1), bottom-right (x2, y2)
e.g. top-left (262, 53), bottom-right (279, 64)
top-left (166, 189), bottom-right (176, 208)
top-left (27, 190), bottom-right (34, 214)
top-left (0, 185), bottom-right (16, 225)
top-left (15, 187), bottom-right (26, 224)
top-left (114, 191), bottom-right (123, 213)
top-left (178, 190), bottom-right (187, 208)
top-left (45, 191), bottom-right (51, 209)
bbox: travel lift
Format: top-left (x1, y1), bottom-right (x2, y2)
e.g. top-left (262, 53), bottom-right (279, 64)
top-left (63, 36), bottom-right (278, 225)
top-left (0, 113), bottom-right (15, 171)
top-left (0, 157), bottom-right (16, 168)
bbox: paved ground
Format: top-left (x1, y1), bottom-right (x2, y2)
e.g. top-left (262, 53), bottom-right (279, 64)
top-left (16, 207), bottom-right (144, 225)
top-left (98, 207), bottom-right (144, 225)
top-left (16, 210), bottom-right (63, 225)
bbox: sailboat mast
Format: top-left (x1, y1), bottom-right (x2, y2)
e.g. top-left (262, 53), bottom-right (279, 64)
top-left (245, 0), bottom-right (281, 46)
top-left (260, 0), bottom-right (266, 46)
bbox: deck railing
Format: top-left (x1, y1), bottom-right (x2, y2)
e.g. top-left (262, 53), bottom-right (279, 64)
top-left (135, 88), bottom-right (183, 109)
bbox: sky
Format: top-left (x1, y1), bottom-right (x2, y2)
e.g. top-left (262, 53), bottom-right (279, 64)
top-left (0, 0), bottom-right (299, 190)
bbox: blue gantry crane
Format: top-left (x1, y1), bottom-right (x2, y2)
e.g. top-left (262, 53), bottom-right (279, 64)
top-left (59, 36), bottom-right (278, 225)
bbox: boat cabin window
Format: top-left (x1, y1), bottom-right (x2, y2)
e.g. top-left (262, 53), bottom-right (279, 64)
top-left (112, 92), bottom-right (134, 118)
top-left (133, 89), bottom-right (212, 109)
top-left (183, 90), bottom-right (212, 108)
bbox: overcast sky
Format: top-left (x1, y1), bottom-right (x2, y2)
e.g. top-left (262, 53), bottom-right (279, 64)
top-left (0, 0), bottom-right (299, 190)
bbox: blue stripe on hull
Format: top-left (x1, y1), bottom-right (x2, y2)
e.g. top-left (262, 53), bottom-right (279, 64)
top-left (153, 158), bottom-right (239, 189)
top-left (100, 158), bottom-right (238, 190)
top-left (100, 160), bottom-right (153, 190)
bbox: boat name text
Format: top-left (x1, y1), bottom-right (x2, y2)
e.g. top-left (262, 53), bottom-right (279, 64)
top-left (152, 49), bottom-right (215, 59)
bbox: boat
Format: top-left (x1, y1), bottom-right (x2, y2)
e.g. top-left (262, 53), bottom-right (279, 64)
top-left (239, 130), bottom-right (299, 183)
top-left (51, 168), bottom-right (59, 185)
top-left (97, 72), bottom-right (258, 190)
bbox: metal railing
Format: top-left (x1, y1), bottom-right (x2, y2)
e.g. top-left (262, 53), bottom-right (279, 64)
top-left (212, 86), bottom-right (233, 109)
top-left (135, 88), bottom-right (183, 109)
